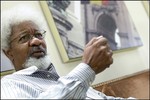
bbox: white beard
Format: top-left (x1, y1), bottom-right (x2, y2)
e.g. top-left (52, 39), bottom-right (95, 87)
top-left (23, 55), bottom-right (51, 69)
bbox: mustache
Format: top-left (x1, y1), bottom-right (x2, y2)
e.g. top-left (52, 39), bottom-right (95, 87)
top-left (29, 45), bottom-right (46, 56)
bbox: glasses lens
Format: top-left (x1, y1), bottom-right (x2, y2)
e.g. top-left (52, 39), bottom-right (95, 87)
top-left (18, 34), bottom-right (31, 43)
top-left (34, 30), bottom-right (46, 39)
top-left (10, 30), bottom-right (46, 44)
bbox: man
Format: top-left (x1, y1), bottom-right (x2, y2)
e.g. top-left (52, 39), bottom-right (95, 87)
top-left (1, 5), bottom-right (133, 99)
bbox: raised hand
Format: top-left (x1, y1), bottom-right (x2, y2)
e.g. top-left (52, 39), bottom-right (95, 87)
top-left (82, 36), bottom-right (113, 74)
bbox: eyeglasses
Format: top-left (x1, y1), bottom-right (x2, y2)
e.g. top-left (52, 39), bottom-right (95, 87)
top-left (9, 30), bottom-right (46, 44)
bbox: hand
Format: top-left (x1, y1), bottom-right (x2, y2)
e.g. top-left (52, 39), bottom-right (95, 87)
top-left (82, 36), bottom-right (113, 74)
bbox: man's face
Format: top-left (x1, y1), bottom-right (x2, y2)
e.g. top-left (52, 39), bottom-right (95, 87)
top-left (5, 21), bottom-right (47, 71)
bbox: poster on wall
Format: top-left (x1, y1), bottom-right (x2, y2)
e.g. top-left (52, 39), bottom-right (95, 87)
top-left (40, 1), bottom-right (143, 62)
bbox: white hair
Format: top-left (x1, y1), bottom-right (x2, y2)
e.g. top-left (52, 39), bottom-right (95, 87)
top-left (1, 5), bottom-right (45, 50)
top-left (23, 55), bottom-right (51, 69)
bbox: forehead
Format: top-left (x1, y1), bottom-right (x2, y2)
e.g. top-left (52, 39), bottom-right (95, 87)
top-left (11, 21), bottom-right (39, 36)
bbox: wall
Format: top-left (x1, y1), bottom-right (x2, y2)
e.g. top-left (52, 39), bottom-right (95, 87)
top-left (1, 1), bottom-right (149, 85)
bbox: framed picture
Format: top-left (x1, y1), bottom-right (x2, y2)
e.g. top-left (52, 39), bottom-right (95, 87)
top-left (142, 1), bottom-right (149, 16)
top-left (40, 1), bottom-right (143, 62)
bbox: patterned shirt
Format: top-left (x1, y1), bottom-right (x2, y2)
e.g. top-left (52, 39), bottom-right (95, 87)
top-left (1, 63), bottom-right (134, 99)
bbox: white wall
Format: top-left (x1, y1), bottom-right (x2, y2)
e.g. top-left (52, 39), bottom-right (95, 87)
top-left (1, 1), bottom-right (149, 85)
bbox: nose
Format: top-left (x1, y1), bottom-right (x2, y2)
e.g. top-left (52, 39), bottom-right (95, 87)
top-left (29, 37), bottom-right (42, 46)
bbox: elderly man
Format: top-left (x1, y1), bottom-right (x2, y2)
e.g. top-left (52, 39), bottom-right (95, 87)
top-left (1, 5), bottom-right (133, 99)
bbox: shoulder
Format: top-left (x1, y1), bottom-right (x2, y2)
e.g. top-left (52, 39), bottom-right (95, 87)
top-left (1, 66), bottom-right (37, 82)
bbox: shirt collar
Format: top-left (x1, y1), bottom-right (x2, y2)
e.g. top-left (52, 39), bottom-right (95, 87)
top-left (13, 66), bottom-right (38, 75)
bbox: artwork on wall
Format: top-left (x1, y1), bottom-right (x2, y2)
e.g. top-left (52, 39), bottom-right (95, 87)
top-left (40, 1), bottom-right (143, 62)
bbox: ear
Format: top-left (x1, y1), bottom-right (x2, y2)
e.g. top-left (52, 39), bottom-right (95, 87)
top-left (3, 49), bottom-right (14, 62)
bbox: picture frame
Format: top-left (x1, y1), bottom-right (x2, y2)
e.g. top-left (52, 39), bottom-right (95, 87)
top-left (40, 1), bottom-right (84, 62)
top-left (40, 1), bottom-right (143, 63)
top-left (142, 1), bottom-right (149, 16)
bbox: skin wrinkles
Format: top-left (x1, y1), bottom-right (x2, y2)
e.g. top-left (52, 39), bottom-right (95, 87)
top-left (5, 21), bottom-right (47, 71)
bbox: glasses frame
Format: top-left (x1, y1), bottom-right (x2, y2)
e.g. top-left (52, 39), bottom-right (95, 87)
top-left (9, 30), bottom-right (46, 44)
